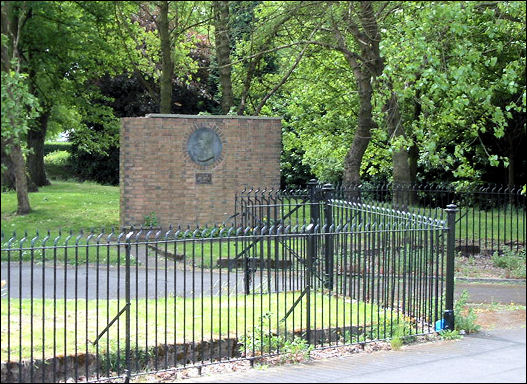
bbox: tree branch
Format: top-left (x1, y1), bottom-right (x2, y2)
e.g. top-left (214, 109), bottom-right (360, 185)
top-left (254, 31), bottom-right (315, 115)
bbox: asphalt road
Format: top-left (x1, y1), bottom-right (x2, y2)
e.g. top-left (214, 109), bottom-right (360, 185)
top-left (2, 260), bottom-right (525, 305)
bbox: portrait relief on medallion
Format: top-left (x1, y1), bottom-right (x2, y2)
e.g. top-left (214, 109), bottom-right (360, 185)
top-left (187, 127), bottom-right (223, 166)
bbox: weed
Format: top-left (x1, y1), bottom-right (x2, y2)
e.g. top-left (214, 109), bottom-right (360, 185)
top-left (439, 329), bottom-right (462, 340)
top-left (390, 337), bottom-right (403, 350)
top-left (454, 290), bottom-right (481, 334)
top-left (143, 212), bottom-right (159, 228)
top-left (491, 249), bottom-right (526, 279)
top-left (280, 337), bottom-right (313, 363)
top-left (239, 312), bottom-right (312, 363)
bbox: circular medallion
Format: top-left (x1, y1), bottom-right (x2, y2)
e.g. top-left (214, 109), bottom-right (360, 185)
top-left (187, 127), bottom-right (223, 166)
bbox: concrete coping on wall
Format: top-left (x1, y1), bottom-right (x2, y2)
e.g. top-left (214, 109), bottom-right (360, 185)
top-left (144, 113), bottom-right (282, 120)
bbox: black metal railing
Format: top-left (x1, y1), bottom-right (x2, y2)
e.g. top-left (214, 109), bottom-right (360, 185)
top-left (236, 181), bottom-right (526, 256)
top-left (1, 184), bottom-right (454, 383)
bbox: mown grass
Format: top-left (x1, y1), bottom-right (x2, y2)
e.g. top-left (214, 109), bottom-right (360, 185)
top-left (0, 291), bottom-right (396, 362)
top-left (1, 181), bottom-right (122, 264)
top-left (1, 181), bottom-right (120, 235)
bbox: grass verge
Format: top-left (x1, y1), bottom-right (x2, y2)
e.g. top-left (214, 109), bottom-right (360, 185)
top-left (0, 291), bottom-right (403, 362)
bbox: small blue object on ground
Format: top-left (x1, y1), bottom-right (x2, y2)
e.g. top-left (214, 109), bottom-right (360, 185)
top-left (435, 319), bottom-right (446, 331)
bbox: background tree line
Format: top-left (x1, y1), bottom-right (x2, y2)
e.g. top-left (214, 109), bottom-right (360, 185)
top-left (1, 1), bottom-right (525, 214)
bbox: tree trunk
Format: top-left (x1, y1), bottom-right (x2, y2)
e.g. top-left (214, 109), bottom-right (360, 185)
top-left (408, 144), bottom-right (418, 184)
top-left (237, 56), bottom-right (258, 115)
top-left (214, 1), bottom-right (233, 114)
top-left (158, 1), bottom-right (173, 113)
top-left (342, 72), bottom-right (376, 186)
top-left (1, 2), bottom-right (34, 212)
top-left (0, 154), bottom-right (38, 192)
top-left (384, 90), bottom-right (413, 207)
top-left (341, 2), bottom-right (384, 187)
top-left (408, 89), bottom-right (421, 185)
top-left (27, 109), bottom-right (50, 186)
top-left (1, 143), bottom-right (38, 192)
top-left (3, 139), bottom-right (32, 214)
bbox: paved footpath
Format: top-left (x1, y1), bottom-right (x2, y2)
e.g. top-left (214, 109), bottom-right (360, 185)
top-left (179, 327), bottom-right (526, 383)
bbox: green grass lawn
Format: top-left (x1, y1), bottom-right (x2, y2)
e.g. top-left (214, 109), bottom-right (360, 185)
top-left (357, 201), bottom-right (525, 244)
top-left (1, 181), bottom-right (121, 263)
top-left (1, 181), bottom-right (120, 236)
top-left (455, 205), bottom-right (526, 244)
top-left (1, 291), bottom-right (398, 362)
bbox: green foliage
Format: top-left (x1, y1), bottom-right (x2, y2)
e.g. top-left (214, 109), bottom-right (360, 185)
top-left (43, 142), bottom-right (72, 156)
top-left (491, 249), bottom-right (526, 279)
top-left (15, 1), bottom-right (129, 149)
top-left (239, 311), bottom-right (313, 362)
top-left (69, 136), bottom-right (119, 186)
top-left (379, 1), bottom-right (526, 183)
top-left (390, 336), bottom-right (403, 350)
top-left (143, 212), bottom-right (159, 228)
top-left (0, 65), bottom-right (40, 156)
top-left (44, 150), bottom-right (72, 180)
top-left (454, 290), bottom-right (481, 334)
top-left (280, 336), bottom-right (313, 363)
top-left (389, 322), bottom-right (417, 350)
top-left (263, 1), bottom-right (526, 186)
top-left (439, 329), bottom-right (463, 340)
top-left (44, 150), bottom-right (71, 167)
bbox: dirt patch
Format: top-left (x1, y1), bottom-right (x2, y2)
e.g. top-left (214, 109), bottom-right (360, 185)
top-left (475, 309), bottom-right (526, 330)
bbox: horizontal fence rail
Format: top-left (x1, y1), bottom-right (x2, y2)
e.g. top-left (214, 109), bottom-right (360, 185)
top-left (1, 224), bottom-right (447, 383)
top-left (4, 180), bottom-right (505, 382)
top-left (335, 182), bottom-right (526, 256)
top-left (236, 181), bottom-right (526, 256)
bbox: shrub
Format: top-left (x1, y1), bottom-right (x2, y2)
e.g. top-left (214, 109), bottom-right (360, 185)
top-left (69, 142), bottom-right (119, 185)
top-left (143, 212), bottom-right (159, 227)
top-left (44, 150), bottom-right (73, 180)
top-left (44, 141), bottom-right (72, 155)
top-left (44, 150), bottom-right (71, 166)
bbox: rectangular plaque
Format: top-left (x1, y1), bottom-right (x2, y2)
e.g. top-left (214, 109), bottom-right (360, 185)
top-left (195, 173), bottom-right (212, 184)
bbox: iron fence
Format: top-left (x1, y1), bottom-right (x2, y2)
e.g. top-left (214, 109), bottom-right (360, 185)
top-left (236, 181), bottom-right (526, 256)
top-left (1, 183), bottom-right (454, 383)
top-left (338, 182), bottom-right (525, 256)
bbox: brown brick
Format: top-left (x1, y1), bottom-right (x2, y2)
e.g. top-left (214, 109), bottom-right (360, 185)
top-left (120, 115), bottom-right (281, 228)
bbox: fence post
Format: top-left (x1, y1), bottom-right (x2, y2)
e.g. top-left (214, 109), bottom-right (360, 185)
top-left (444, 204), bottom-right (457, 330)
top-left (124, 232), bottom-right (133, 383)
top-left (308, 179), bottom-right (320, 224)
top-left (323, 183), bottom-right (334, 290)
top-left (306, 223), bottom-right (315, 345)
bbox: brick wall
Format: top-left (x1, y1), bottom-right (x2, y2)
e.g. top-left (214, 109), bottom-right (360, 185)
top-left (120, 115), bottom-right (281, 228)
